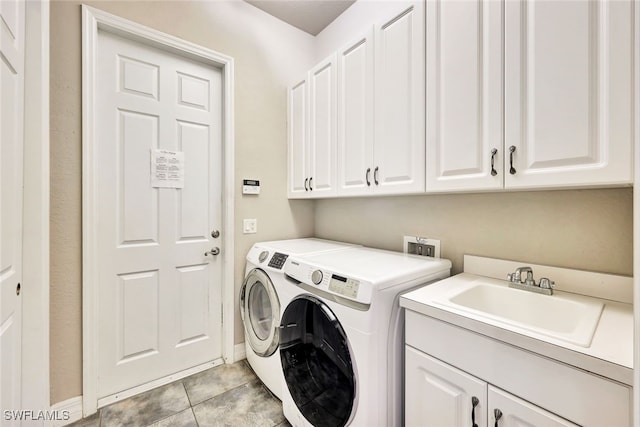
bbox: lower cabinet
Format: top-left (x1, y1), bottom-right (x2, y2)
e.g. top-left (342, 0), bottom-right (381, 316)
top-left (406, 347), bottom-right (577, 427)
top-left (403, 311), bottom-right (632, 427)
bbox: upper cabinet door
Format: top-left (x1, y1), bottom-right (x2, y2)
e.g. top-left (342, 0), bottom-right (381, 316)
top-left (308, 54), bottom-right (338, 197)
top-left (426, 0), bottom-right (504, 192)
top-left (374, 1), bottom-right (426, 194)
top-left (337, 29), bottom-right (375, 196)
top-left (504, 0), bottom-right (633, 189)
top-left (288, 76), bottom-right (309, 198)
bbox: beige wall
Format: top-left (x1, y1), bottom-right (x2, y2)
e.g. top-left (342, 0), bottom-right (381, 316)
top-left (315, 189), bottom-right (633, 276)
top-left (50, 0), bottom-right (315, 404)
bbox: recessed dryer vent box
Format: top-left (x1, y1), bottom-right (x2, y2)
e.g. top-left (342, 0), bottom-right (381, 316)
top-left (404, 236), bottom-right (441, 258)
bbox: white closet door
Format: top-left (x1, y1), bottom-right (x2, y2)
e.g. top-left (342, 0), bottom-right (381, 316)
top-left (95, 30), bottom-right (223, 399)
top-left (0, 0), bottom-right (25, 422)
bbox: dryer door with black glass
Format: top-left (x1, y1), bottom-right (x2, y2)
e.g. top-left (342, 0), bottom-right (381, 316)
top-left (241, 269), bottom-right (280, 356)
top-left (280, 295), bottom-right (356, 427)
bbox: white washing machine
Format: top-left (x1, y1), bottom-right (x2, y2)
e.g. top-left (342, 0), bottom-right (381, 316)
top-left (279, 247), bottom-right (452, 427)
top-left (240, 239), bottom-right (357, 400)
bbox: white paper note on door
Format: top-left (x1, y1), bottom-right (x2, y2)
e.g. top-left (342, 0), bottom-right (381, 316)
top-left (151, 149), bottom-right (184, 188)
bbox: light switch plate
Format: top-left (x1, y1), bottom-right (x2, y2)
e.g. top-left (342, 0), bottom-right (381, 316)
top-left (243, 219), bottom-right (257, 234)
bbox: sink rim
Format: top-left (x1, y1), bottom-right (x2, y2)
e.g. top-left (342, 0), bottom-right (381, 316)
top-left (429, 279), bottom-right (604, 348)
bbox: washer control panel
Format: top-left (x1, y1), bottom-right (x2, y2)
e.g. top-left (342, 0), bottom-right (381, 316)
top-left (329, 274), bottom-right (360, 299)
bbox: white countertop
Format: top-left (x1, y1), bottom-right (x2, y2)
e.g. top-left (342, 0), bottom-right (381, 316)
top-left (400, 272), bottom-right (634, 385)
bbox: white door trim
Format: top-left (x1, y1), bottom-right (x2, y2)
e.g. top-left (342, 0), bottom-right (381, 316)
top-left (22, 0), bottom-right (50, 418)
top-left (81, 6), bottom-right (235, 416)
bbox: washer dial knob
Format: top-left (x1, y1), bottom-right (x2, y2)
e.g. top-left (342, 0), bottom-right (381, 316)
top-left (258, 251), bottom-right (269, 263)
top-left (311, 270), bottom-right (323, 285)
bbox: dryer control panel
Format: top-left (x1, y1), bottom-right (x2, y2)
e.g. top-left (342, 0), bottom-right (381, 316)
top-left (286, 259), bottom-right (373, 305)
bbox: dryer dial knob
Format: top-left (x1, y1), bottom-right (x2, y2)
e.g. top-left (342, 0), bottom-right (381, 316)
top-left (311, 270), bottom-right (323, 285)
top-left (258, 251), bottom-right (269, 263)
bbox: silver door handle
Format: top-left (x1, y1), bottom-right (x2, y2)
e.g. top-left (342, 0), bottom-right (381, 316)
top-left (205, 247), bottom-right (220, 256)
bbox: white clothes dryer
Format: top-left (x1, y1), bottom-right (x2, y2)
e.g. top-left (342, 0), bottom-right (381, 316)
top-left (240, 239), bottom-right (356, 400)
top-left (279, 247), bottom-right (452, 426)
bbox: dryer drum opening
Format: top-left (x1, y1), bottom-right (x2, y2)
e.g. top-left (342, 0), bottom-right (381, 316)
top-left (279, 295), bottom-right (355, 427)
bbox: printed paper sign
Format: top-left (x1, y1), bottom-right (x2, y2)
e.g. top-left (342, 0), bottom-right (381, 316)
top-left (151, 149), bottom-right (184, 188)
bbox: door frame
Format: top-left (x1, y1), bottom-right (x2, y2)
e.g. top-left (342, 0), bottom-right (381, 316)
top-left (81, 6), bottom-right (235, 416)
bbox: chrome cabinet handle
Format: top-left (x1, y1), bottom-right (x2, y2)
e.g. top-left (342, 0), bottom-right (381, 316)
top-left (304, 178), bottom-right (309, 191)
top-left (374, 166), bottom-right (379, 185)
top-left (205, 247), bottom-right (220, 256)
top-left (509, 145), bottom-right (516, 175)
top-left (366, 168), bottom-right (371, 186)
top-left (490, 148), bottom-right (498, 176)
top-left (494, 408), bottom-right (503, 427)
top-left (309, 177), bottom-right (313, 191)
top-left (471, 396), bottom-right (479, 427)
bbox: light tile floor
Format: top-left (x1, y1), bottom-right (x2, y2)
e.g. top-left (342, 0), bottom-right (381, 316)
top-left (69, 361), bottom-right (291, 427)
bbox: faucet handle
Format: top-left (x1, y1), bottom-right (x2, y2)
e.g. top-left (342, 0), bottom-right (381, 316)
top-left (524, 271), bottom-right (536, 287)
top-left (539, 278), bottom-right (555, 289)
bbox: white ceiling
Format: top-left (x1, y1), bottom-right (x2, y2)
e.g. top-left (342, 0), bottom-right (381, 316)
top-left (245, 0), bottom-right (356, 36)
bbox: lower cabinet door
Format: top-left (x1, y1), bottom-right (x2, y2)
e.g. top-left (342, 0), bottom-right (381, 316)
top-left (488, 386), bottom-right (578, 427)
top-left (405, 346), bottom-right (487, 427)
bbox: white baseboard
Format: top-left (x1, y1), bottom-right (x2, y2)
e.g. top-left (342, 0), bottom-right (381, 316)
top-left (234, 342), bottom-right (246, 362)
top-left (49, 396), bottom-right (83, 427)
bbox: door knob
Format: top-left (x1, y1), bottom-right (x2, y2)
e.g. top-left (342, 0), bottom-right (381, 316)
top-left (205, 247), bottom-right (220, 256)
top-left (211, 230), bottom-right (220, 238)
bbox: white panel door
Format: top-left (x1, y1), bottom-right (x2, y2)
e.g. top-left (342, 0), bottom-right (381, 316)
top-left (96, 30), bottom-right (223, 399)
top-left (308, 54), bottom-right (337, 197)
top-left (337, 29), bottom-right (375, 196)
top-left (405, 347), bottom-right (488, 427)
top-left (488, 386), bottom-right (578, 427)
top-left (288, 76), bottom-right (309, 198)
top-left (0, 0), bottom-right (25, 424)
top-left (426, 0), bottom-right (503, 192)
top-left (504, 0), bottom-right (633, 188)
top-left (374, 1), bottom-right (425, 194)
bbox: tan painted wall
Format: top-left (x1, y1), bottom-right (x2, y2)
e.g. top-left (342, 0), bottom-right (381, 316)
top-left (315, 189), bottom-right (633, 276)
top-left (50, 0), bottom-right (315, 404)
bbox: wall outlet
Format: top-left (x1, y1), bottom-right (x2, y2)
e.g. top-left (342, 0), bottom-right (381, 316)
top-left (403, 235), bottom-right (441, 258)
top-left (243, 219), bottom-right (257, 234)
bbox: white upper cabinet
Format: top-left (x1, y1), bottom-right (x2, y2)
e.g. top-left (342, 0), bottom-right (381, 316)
top-left (287, 76), bottom-right (309, 198)
top-left (374, 1), bottom-right (426, 194)
top-left (427, 0), bottom-right (633, 192)
top-left (504, 0), bottom-right (633, 188)
top-left (426, 0), bottom-right (504, 191)
top-left (288, 55), bottom-right (338, 198)
top-left (308, 54), bottom-right (338, 197)
top-left (337, 29), bottom-right (375, 196)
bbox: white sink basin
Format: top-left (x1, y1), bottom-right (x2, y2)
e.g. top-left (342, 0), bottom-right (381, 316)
top-left (434, 281), bottom-right (604, 347)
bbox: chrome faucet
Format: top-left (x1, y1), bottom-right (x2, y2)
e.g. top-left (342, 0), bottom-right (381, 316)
top-left (507, 266), bottom-right (533, 284)
top-left (507, 266), bottom-right (554, 295)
